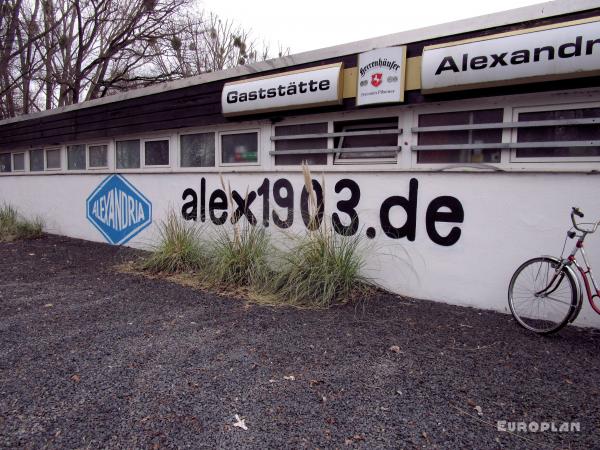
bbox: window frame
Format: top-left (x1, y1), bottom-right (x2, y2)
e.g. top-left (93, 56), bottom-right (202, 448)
top-left (510, 101), bottom-right (600, 163)
top-left (114, 138), bottom-right (142, 170)
top-left (333, 121), bottom-right (400, 165)
top-left (410, 105), bottom-right (506, 171)
top-left (272, 121), bottom-right (330, 167)
top-left (0, 152), bottom-right (12, 173)
top-left (142, 136), bottom-right (171, 168)
top-left (87, 142), bottom-right (110, 170)
top-left (44, 147), bottom-right (62, 171)
top-left (66, 143), bottom-right (87, 171)
top-left (178, 131), bottom-right (216, 169)
top-left (219, 129), bottom-right (261, 167)
top-left (12, 152), bottom-right (26, 172)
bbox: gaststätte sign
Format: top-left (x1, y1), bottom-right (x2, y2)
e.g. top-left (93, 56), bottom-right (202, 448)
top-left (356, 46), bottom-right (406, 106)
top-left (421, 19), bottom-right (600, 93)
top-left (221, 63), bottom-right (343, 116)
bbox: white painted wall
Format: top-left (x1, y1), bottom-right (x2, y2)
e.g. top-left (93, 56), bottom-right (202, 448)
top-left (1, 170), bottom-right (599, 328)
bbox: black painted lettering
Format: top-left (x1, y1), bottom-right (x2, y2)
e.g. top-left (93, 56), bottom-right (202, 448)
top-left (435, 56), bottom-right (460, 75)
top-left (332, 179), bottom-right (360, 236)
top-left (425, 196), bottom-right (464, 246)
top-left (301, 179), bottom-right (324, 231)
top-left (200, 178), bottom-right (206, 222)
top-left (558, 36), bottom-right (582, 58)
top-left (470, 55), bottom-right (487, 70)
top-left (181, 188), bottom-right (197, 221)
top-left (272, 179), bottom-right (294, 229)
top-left (586, 38), bottom-right (600, 55)
top-left (319, 80), bottom-right (330, 91)
top-left (209, 189), bottom-right (228, 225)
top-left (226, 91), bottom-right (238, 103)
top-left (379, 178), bottom-right (418, 241)
top-left (489, 53), bottom-right (508, 67)
top-left (510, 49), bottom-right (530, 64)
top-left (231, 190), bottom-right (257, 225)
top-left (534, 46), bottom-right (555, 62)
top-left (256, 178), bottom-right (270, 227)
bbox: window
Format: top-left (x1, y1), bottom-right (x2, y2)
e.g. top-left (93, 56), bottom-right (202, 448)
top-left (45, 148), bottom-right (61, 169)
top-left (144, 139), bottom-right (169, 166)
top-left (514, 107), bottom-right (600, 160)
top-left (89, 144), bottom-right (108, 168)
top-left (0, 153), bottom-right (11, 172)
top-left (116, 140), bottom-right (140, 169)
top-left (274, 123), bottom-right (328, 165)
top-left (180, 133), bottom-right (215, 167)
top-left (67, 144), bottom-right (86, 170)
top-left (13, 153), bottom-right (25, 171)
top-left (334, 118), bottom-right (399, 163)
top-left (417, 109), bottom-right (503, 164)
top-left (221, 132), bottom-right (258, 164)
top-left (30, 149), bottom-right (44, 171)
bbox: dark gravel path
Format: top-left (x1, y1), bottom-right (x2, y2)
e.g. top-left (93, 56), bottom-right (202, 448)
top-left (0, 235), bottom-right (598, 449)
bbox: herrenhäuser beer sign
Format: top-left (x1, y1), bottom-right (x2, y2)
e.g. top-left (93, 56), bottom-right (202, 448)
top-left (356, 46), bottom-right (406, 106)
top-left (222, 63), bottom-right (343, 116)
top-left (421, 20), bottom-right (600, 92)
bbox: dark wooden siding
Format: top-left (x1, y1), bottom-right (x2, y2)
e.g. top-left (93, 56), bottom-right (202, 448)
top-left (1, 8), bottom-right (599, 151)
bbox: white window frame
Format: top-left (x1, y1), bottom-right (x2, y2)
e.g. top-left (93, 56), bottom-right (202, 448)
top-left (0, 152), bottom-right (12, 173)
top-left (410, 105), bottom-right (506, 171)
top-left (12, 152), bottom-right (26, 172)
top-left (271, 120), bottom-right (330, 168)
top-left (66, 143), bottom-right (88, 171)
top-left (114, 138), bottom-right (142, 170)
top-left (510, 101), bottom-right (600, 163)
top-left (142, 136), bottom-right (171, 168)
top-left (219, 129), bottom-right (261, 167)
top-left (87, 142), bottom-right (110, 170)
top-left (178, 131), bottom-right (216, 169)
top-left (333, 120), bottom-right (400, 165)
top-left (44, 147), bottom-right (62, 171)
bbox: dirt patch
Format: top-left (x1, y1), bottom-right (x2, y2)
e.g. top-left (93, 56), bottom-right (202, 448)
top-left (1, 234), bottom-right (599, 449)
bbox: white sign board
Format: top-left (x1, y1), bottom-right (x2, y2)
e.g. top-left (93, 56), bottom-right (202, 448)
top-left (356, 47), bottom-right (406, 106)
top-left (421, 20), bottom-right (600, 93)
top-left (222, 63), bottom-right (343, 116)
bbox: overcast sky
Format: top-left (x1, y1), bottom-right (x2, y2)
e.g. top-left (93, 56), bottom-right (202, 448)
top-left (201, 0), bottom-right (544, 55)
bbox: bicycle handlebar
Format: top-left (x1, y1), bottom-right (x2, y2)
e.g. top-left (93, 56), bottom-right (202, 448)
top-left (571, 206), bottom-right (600, 234)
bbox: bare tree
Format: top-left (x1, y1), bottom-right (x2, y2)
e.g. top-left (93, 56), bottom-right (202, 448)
top-left (0, 0), bottom-right (287, 119)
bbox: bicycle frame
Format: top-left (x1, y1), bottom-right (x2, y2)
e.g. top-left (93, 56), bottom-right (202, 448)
top-left (566, 240), bottom-right (600, 315)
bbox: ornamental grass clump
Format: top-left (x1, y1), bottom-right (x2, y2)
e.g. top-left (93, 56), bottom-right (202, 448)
top-left (202, 220), bottom-right (274, 289)
top-left (0, 204), bottom-right (43, 242)
top-left (270, 165), bottom-right (373, 307)
top-left (202, 176), bottom-right (275, 289)
top-left (140, 209), bottom-right (208, 273)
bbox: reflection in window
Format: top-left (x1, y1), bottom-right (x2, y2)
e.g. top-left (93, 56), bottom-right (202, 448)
top-left (144, 140), bottom-right (169, 166)
top-left (516, 108), bottom-right (600, 159)
top-left (0, 153), bottom-right (11, 172)
top-left (46, 148), bottom-right (61, 169)
top-left (89, 145), bottom-right (108, 168)
top-left (116, 140), bottom-right (140, 169)
top-left (221, 132), bottom-right (258, 164)
top-left (417, 109), bottom-right (503, 164)
top-left (334, 118), bottom-right (398, 162)
top-left (30, 149), bottom-right (44, 171)
top-left (274, 123), bottom-right (328, 165)
top-left (13, 153), bottom-right (25, 171)
top-left (67, 144), bottom-right (86, 170)
top-left (180, 133), bottom-right (215, 167)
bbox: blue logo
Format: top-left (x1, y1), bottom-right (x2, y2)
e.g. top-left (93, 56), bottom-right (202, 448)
top-left (86, 174), bottom-right (152, 245)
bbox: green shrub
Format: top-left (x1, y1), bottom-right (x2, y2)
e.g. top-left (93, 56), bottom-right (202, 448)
top-left (202, 220), bottom-right (274, 289)
top-left (271, 223), bottom-right (372, 307)
top-left (268, 164), bottom-right (373, 307)
top-left (140, 209), bottom-right (208, 273)
top-left (0, 204), bottom-right (43, 242)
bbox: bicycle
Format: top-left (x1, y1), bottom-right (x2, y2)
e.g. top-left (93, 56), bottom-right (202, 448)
top-left (508, 207), bottom-right (600, 334)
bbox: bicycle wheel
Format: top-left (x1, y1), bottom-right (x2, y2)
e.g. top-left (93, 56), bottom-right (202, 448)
top-left (508, 257), bottom-right (578, 334)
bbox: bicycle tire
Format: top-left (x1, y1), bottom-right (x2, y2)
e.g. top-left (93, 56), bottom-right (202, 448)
top-left (508, 256), bottom-right (578, 334)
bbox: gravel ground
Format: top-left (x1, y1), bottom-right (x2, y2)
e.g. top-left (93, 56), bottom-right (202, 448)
top-left (0, 235), bottom-right (599, 449)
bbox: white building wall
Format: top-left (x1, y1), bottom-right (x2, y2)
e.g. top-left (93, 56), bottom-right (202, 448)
top-left (1, 171), bottom-right (599, 328)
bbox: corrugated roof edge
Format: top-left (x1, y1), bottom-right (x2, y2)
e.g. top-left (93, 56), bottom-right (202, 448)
top-left (1, 0), bottom-right (596, 127)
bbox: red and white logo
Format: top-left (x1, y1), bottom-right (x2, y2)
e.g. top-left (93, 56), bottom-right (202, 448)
top-left (370, 73), bottom-right (383, 87)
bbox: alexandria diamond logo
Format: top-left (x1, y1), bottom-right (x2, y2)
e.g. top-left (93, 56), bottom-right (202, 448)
top-left (86, 174), bottom-right (152, 245)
